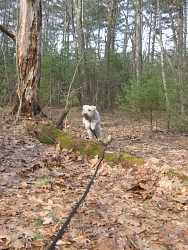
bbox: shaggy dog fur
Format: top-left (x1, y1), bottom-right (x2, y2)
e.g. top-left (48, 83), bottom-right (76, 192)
top-left (81, 105), bottom-right (102, 140)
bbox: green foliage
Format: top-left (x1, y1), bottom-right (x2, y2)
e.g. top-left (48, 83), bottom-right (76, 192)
top-left (172, 120), bottom-right (188, 133)
top-left (40, 48), bottom-right (80, 106)
top-left (29, 233), bottom-right (43, 242)
top-left (0, 47), bottom-right (17, 105)
top-left (34, 219), bottom-right (43, 226)
top-left (109, 52), bottom-right (124, 72)
top-left (117, 63), bottom-right (165, 113)
top-left (95, 52), bottom-right (131, 108)
top-left (50, 214), bottom-right (64, 224)
top-left (169, 168), bottom-right (188, 182)
top-left (143, 204), bottom-right (150, 210)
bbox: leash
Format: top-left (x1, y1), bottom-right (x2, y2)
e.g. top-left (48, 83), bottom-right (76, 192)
top-left (47, 147), bottom-right (107, 250)
top-left (90, 128), bottom-right (98, 139)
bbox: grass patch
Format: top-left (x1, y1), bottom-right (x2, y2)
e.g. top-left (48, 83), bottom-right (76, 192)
top-left (29, 233), bottom-right (43, 242)
top-left (169, 168), bottom-right (188, 183)
top-left (34, 219), bottom-right (43, 226)
top-left (87, 207), bottom-right (97, 211)
top-left (34, 179), bottom-right (51, 188)
top-left (50, 214), bottom-right (64, 224)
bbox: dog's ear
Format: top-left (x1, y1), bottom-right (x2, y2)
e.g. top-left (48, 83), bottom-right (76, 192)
top-left (83, 105), bottom-right (87, 109)
top-left (91, 106), bottom-right (96, 110)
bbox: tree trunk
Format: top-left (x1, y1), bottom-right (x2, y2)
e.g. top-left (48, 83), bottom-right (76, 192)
top-left (73, 0), bottom-right (86, 105)
top-left (133, 0), bottom-right (142, 82)
top-left (151, 7), bottom-right (157, 62)
top-left (177, 2), bottom-right (185, 115)
top-left (157, 0), bottom-right (170, 115)
top-left (104, 0), bottom-right (117, 108)
top-left (12, 0), bottom-right (42, 116)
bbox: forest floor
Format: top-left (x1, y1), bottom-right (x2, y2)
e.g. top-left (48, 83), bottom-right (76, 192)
top-left (0, 107), bottom-right (188, 250)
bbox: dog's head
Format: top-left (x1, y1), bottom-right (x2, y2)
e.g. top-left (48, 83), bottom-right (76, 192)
top-left (81, 105), bottom-right (96, 120)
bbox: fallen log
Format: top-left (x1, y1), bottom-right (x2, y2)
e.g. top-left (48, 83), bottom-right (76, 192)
top-left (26, 122), bottom-right (144, 168)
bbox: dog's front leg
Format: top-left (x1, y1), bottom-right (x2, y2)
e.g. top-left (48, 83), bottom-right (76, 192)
top-left (90, 120), bottom-right (97, 130)
top-left (87, 128), bottom-right (94, 139)
top-left (83, 118), bottom-right (94, 139)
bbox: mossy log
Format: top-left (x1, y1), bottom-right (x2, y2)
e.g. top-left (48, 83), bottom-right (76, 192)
top-left (26, 122), bottom-right (144, 168)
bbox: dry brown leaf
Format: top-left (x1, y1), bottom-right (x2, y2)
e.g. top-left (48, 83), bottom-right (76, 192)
top-left (9, 238), bottom-right (24, 249)
top-left (1, 109), bottom-right (188, 250)
top-left (94, 237), bottom-right (119, 250)
top-left (43, 216), bottom-right (53, 225)
top-left (31, 241), bottom-right (45, 247)
top-left (0, 227), bottom-right (12, 245)
top-left (158, 176), bottom-right (173, 190)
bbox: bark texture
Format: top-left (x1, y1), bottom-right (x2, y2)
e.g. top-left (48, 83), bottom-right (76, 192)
top-left (13, 0), bottom-right (42, 115)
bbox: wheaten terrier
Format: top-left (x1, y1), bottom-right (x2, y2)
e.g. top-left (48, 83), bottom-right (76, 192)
top-left (81, 105), bottom-right (102, 140)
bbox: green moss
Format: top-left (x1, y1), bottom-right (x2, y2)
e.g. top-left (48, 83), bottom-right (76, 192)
top-left (81, 144), bottom-right (145, 168)
top-left (28, 122), bottom-right (144, 167)
top-left (80, 141), bottom-right (103, 156)
top-left (104, 151), bottom-right (144, 167)
top-left (39, 134), bottom-right (54, 144)
top-left (169, 168), bottom-right (188, 183)
top-left (34, 179), bottom-right (51, 188)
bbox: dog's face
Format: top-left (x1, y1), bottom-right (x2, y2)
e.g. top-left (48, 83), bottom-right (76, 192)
top-left (81, 105), bottom-right (96, 120)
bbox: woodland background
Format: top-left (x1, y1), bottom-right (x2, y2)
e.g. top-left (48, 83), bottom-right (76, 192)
top-left (0, 0), bottom-right (188, 131)
top-left (1, 1), bottom-right (188, 249)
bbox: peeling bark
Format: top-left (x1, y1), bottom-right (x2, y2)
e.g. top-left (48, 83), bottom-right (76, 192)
top-left (12, 0), bottom-right (42, 115)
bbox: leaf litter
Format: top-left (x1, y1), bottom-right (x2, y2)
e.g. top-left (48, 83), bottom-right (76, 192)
top-left (0, 108), bottom-right (188, 249)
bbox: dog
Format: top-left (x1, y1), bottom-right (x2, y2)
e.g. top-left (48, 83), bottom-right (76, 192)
top-left (81, 105), bottom-right (102, 141)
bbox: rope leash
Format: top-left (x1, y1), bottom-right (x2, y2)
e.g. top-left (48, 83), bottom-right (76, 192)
top-left (90, 127), bottom-right (98, 139)
top-left (48, 146), bottom-right (107, 250)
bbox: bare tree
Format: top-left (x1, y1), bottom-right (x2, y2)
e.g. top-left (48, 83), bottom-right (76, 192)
top-left (166, 0), bottom-right (187, 115)
top-left (157, 0), bottom-right (170, 113)
top-left (176, 0), bottom-right (186, 115)
top-left (73, 0), bottom-right (88, 105)
top-left (133, 0), bottom-right (142, 82)
top-left (104, 0), bottom-right (117, 107)
top-left (0, 0), bottom-right (42, 116)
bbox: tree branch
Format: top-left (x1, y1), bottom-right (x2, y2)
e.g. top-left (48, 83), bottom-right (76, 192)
top-left (0, 25), bottom-right (16, 41)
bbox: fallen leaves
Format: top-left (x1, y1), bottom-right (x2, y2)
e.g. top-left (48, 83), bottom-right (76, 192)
top-left (1, 110), bottom-right (188, 249)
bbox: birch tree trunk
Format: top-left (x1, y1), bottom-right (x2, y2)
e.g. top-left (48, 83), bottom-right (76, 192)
top-left (177, 1), bottom-right (185, 115)
top-left (12, 0), bottom-right (42, 116)
top-left (104, 0), bottom-right (117, 108)
top-left (133, 0), bottom-right (142, 82)
top-left (157, 0), bottom-right (170, 113)
top-left (74, 0), bottom-right (85, 57)
top-left (73, 0), bottom-right (86, 105)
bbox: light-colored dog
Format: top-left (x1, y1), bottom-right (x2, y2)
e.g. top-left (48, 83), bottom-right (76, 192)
top-left (81, 105), bottom-right (102, 140)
